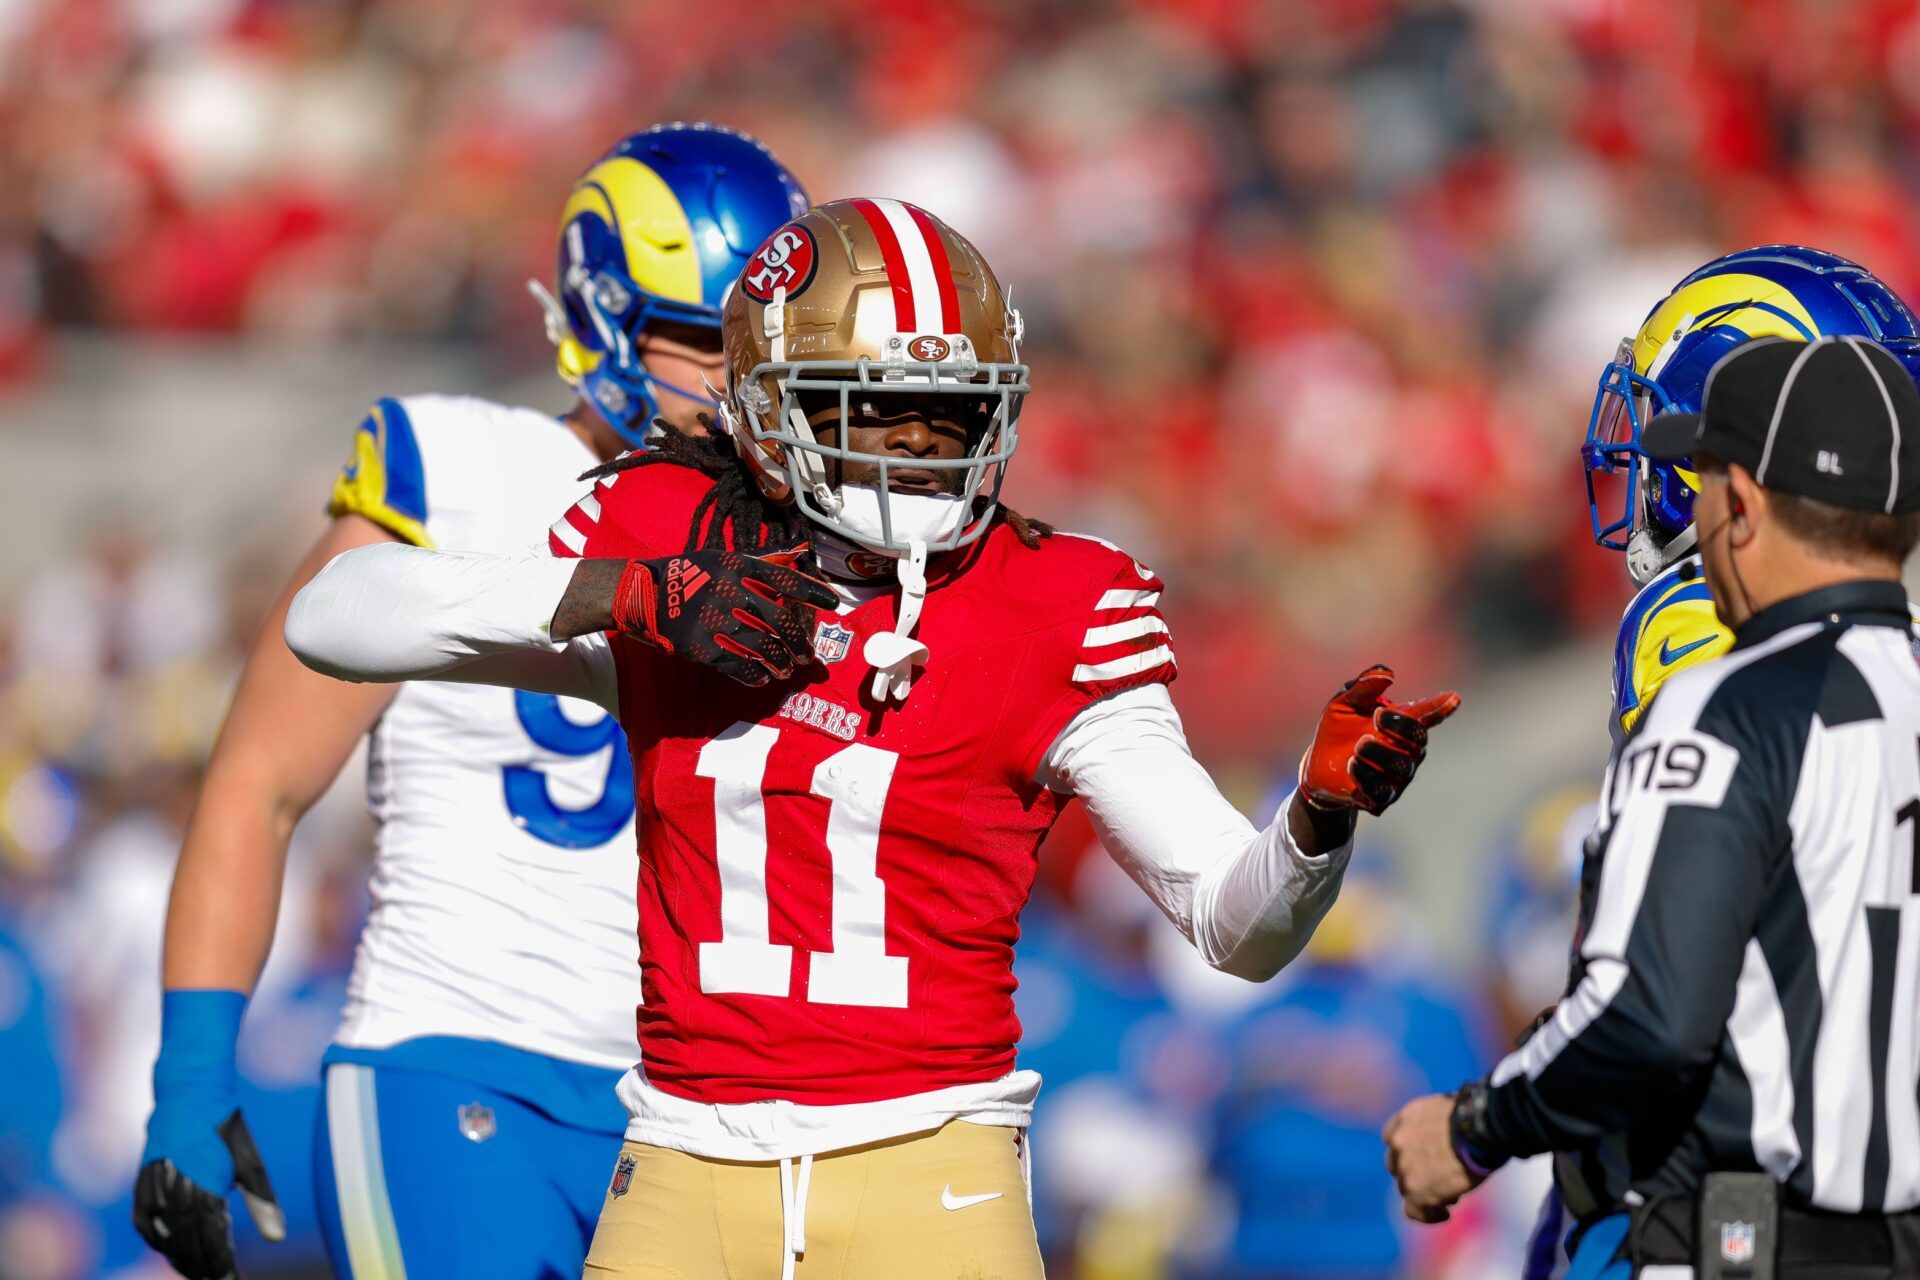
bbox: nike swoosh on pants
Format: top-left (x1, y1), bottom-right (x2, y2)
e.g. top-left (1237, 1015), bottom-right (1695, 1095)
top-left (940, 1185), bottom-right (1003, 1211)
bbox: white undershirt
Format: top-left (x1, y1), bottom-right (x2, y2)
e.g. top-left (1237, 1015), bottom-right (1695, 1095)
top-left (287, 543), bottom-right (1354, 1156)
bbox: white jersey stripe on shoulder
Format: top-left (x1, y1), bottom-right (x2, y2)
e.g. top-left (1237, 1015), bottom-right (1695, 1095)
top-left (871, 199), bottom-right (944, 335)
top-left (1073, 646), bottom-right (1175, 683)
top-left (1096, 589), bottom-right (1160, 610)
top-left (550, 516), bottom-right (587, 555)
top-left (326, 1065), bottom-right (408, 1279)
top-left (1051, 530), bottom-right (1127, 553)
top-left (576, 492), bottom-right (602, 521)
top-left (1084, 615), bottom-right (1170, 647)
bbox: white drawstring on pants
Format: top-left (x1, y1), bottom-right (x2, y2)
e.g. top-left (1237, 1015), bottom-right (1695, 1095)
top-left (778, 1153), bottom-right (813, 1280)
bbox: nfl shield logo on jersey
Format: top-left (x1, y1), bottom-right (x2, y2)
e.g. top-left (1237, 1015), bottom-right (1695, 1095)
top-left (814, 620), bottom-right (854, 664)
top-left (457, 1102), bottom-right (495, 1143)
top-left (1720, 1221), bottom-right (1755, 1263)
top-left (610, 1152), bottom-right (636, 1198)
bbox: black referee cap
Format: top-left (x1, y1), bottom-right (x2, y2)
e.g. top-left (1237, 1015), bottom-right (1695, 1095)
top-left (1644, 335), bottom-right (1920, 515)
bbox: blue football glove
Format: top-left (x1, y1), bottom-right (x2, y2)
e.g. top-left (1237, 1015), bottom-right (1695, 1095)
top-left (134, 990), bottom-right (285, 1279)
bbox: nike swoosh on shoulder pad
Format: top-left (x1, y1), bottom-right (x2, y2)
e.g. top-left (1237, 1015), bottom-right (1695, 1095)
top-left (1658, 635), bottom-right (1715, 666)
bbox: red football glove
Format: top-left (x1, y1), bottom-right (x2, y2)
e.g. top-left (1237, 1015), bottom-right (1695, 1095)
top-left (611, 547), bottom-right (836, 687)
top-left (1298, 664), bottom-right (1461, 816)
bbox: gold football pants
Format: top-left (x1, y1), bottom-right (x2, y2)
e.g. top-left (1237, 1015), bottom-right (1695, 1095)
top-left (583, 1119), bottom-right (1043, 1280)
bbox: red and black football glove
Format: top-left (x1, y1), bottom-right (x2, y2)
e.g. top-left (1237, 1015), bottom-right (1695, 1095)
top-left (1299, 664), bottom-right (1461, 816)
top-left (612, 548), bottom-right (836, 687)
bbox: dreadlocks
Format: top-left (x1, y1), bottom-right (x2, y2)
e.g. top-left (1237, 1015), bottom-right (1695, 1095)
top-left (1000, 506), bottom-right (1053, 550)
top-left (580, 418), bottom-right (1055, 554)
top-left (580, 417), bottom-right (801, 555)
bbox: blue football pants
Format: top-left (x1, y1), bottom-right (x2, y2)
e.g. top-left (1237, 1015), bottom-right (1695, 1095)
top-left (313, 1061), bottom-right (624, 1279)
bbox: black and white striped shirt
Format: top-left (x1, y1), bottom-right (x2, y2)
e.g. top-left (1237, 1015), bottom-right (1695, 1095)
top-left (1476, 579), bottom-right (1920, 1216)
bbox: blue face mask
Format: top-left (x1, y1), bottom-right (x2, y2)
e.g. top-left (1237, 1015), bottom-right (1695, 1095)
top-left (565, 258), bottom-right (725, 445)
top-left (1583, 338), bottom-right (1700, 568)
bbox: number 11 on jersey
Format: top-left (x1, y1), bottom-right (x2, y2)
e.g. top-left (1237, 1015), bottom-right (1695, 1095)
top-left (695, 723), bottom-right (909, 1008)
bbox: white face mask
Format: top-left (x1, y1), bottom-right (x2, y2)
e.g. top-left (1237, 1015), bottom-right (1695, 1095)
top-left (830, 485), bottom-right (969, 556)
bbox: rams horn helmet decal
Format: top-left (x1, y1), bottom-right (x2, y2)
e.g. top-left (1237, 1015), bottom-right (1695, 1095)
top-left (1582, 244), bottom-right (1920, 585)
top-left (538, 122), bottom-right (807, 447)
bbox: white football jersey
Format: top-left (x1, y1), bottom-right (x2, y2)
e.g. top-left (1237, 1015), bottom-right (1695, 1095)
top-left (325, 394), bottom-right (639, 1070)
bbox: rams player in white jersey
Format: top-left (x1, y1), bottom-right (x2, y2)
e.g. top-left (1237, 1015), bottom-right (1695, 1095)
top-left (1511, 244), bottom-right (1920, 1278)
top-left (132, 123), bottom-right (808, 1280)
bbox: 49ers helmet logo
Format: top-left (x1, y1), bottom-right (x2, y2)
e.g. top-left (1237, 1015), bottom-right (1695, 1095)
top-left (908, 335), bottom-right (950, 362)
top-left (742, 225), bottom-right (818, 303)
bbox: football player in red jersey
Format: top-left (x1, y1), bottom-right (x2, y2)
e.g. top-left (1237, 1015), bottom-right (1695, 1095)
top-left (285, 197), bottom-right (1460, 1279)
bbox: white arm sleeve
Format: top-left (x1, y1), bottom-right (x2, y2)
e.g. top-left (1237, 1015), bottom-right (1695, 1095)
top-left (285, 542), bottom-right (618, 712)
top-left (1039, 683), bottom-right (1354, 982)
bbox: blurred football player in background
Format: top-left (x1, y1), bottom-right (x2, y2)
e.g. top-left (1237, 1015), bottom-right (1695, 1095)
top-left (283, 196), bottom-right (1462, 1279)
top-left (1501, 244), bottom-right (1920, 1276)
top-left (132, 123), bottom-right (807, 1280)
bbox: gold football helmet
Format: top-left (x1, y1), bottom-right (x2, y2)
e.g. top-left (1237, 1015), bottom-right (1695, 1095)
top-left (719, 198), bottom-right (1027, 556)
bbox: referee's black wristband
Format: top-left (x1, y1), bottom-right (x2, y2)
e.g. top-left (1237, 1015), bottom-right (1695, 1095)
top-left (1450, 1081), bottom-right (1508, 1178)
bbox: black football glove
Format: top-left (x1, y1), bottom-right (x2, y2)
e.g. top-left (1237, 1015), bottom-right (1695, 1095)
top-left (134, 1111), bottom-right (285, 1280)
top-left (612, 548), bottom-right (836, 686)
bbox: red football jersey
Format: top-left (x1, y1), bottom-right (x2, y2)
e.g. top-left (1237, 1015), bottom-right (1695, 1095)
top-left (552, 460), bottom-right (1176, 1105)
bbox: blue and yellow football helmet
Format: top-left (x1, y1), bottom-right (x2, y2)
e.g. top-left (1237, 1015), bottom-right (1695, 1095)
top-left (1583, 245), bottom-right (1920, 584)
top-left (536, 122), bottom-right (807, 446)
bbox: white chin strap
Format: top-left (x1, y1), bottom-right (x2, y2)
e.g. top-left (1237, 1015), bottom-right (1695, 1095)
top-left (865, 540), bottom-right (929, 703)
top-left (817, 489), bottom-right (962, 704)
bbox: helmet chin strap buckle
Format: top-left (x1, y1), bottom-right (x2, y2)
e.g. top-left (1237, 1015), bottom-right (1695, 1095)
top-left (1626, 529), bottom-right (1670, 585)
top-left (1628, 529), bottom-right (1658, 587)
top-left (1627, 519), bottom-right (1700, 586)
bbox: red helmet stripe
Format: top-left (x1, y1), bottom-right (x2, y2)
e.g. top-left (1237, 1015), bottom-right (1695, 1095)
top-left (905, 203), bottom-right (961, 333)
top-left (849, 198), bottom-right (917, 331)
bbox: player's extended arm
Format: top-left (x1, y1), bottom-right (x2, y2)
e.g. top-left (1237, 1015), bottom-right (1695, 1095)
top-left (287, 542), bottom-right (833, 690)
top-left (1045, 669), bottom-right (1458, 982)
top-left (286, 542), bottom-right (617, 699)
top-left (139, 514), bottom-right (399, 1279)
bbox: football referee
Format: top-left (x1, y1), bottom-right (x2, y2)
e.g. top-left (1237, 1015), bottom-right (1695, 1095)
top-left (1384, 334), bottom-right (1920, 1279)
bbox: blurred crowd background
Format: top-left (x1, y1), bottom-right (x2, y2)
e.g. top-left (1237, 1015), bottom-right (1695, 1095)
top-left (4, 0), bottom-right (1920, 1276)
